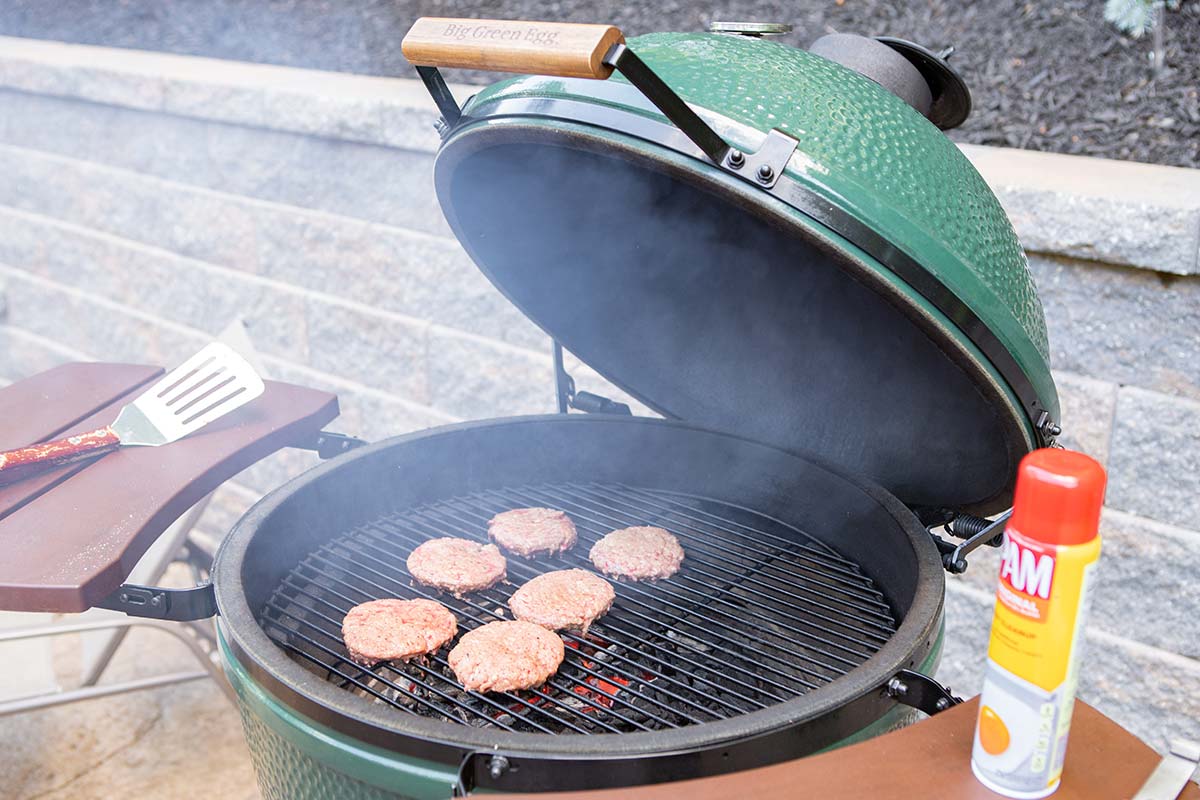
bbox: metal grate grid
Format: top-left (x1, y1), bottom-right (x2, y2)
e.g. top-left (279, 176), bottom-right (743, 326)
top-left (259, 482), bottom-right (898, 735)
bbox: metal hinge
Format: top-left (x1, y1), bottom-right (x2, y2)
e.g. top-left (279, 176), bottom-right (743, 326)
top-left (552, 341), bottom-right (632, 416)
top-left (96, 582), bottom-right (217, 621)
top-left (571, 391), bottom-right (633, 415)
top-left (929, 509), bottom-right (1010, 574)
top-left (298, 430), bottom-right (369, 460)
top-left (601, 43), bottom-right (798, 189)
top-left (1036, 411), bottom-right (1063, 446)
top-left (719, 129), bottom-right (799, 189)
top-left (886, 669), bottom-right (962, 716)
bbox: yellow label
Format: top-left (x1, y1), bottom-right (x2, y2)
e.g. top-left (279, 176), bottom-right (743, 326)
top-left (987, 528), bottom-right (1101, 692)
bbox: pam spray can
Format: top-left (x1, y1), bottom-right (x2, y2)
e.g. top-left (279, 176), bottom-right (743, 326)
top-left (972, 448), bottom-right (1106, 798)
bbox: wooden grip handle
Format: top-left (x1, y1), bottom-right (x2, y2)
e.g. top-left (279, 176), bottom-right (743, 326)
top-left (401, 17), bottom-right (625, 79)
top-left (0, 426), bottom-right (120, 486)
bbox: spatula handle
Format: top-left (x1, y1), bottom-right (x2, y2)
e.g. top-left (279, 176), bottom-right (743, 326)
top-left (0, 426), bottom-right (121, 487)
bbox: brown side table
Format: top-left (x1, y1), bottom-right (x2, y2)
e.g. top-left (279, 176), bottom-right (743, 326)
top-left (0, 361), bottom-right (339, 713)
top-left (497, 690), bottom-right (1196, 798)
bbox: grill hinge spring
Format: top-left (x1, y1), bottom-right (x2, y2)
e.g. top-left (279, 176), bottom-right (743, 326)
top-left (928, 509), bottom-right (1010, 574)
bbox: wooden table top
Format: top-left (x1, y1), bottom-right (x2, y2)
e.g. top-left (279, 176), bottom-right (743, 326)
top-left (500, 698), bottom-right (1197, 799)
top-left (0, 362), bottom-right (338, 613)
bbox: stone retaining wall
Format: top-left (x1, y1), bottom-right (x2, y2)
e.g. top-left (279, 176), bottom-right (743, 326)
top-left (0, 36), bottom-right (1197, 754)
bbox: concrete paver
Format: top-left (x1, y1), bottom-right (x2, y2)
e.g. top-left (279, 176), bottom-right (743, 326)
top-left (0, 592), bottom-right (259, 799)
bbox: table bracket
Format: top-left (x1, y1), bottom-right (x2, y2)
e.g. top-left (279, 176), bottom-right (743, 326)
top-left (297, 430), bottom-right (370, 460)
top-left (95, 582), bottom-right (217, 622)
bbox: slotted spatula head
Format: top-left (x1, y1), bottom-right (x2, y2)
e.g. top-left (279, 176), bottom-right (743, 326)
top-left (112, 342), bottom-right (266, 446)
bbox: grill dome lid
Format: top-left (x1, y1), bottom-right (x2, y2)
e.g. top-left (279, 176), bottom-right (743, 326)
top-left (409, 21), bottom-right (1059, 516)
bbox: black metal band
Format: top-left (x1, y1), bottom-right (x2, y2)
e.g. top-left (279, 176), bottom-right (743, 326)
top-left (293, 430), bottom-right (369, 460)
top-left (886, 669), bottom-right (963, 716)
top-left (552, 339), bottom-right (573, 414)
top-left (225, 626), bottom-right (918, 793)
top-left (451, 92), bottom-right (1054, 447)
top-left (415, 66), bottom-right (461, 128)
top-left (97, 582), bottom-right (217, 621)
top-left (602, 44), bottom-right (731, 166)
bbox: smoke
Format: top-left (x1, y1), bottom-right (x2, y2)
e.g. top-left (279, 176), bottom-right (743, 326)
top-left (438, 124), bottom-right (1011, 512)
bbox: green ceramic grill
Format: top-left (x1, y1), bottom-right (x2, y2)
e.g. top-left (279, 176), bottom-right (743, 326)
top-left (207, 17), bottom-right (1061, 799)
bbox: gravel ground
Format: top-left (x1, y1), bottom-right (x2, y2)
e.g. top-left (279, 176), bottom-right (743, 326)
top-left (1, 1), bottom-right (1197, 166)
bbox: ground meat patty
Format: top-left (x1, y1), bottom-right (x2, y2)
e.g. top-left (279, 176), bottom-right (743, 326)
top-left (448, 620), bottom-right (565, 693)
top-left (589, 526), bottom-right (685, 581)
top-left (509, 569), bottom-right (615, 634)
top-left (406, 538), bottom-right (507, 596)
top-left (488, 507), bottom-right (578, 557)
top-left (341, 598), bottom-right (457, 666)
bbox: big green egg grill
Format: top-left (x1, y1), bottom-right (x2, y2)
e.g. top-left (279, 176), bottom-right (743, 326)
top-left (217, 16), bottom-right (1057, 798)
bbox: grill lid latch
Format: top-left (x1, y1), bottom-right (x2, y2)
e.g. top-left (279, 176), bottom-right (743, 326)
top-left (886, 669), bottom-right (962, 716)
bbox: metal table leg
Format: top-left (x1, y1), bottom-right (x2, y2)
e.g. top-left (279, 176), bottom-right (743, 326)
top-left (0, 617), bottom-right (236, 716)
top-left (78, 493), bottom-right (214, 687)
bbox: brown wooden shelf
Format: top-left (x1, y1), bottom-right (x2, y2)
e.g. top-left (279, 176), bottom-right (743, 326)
top-left (497, 699), bottom-right (1196, 799)
top-left (0, 362), bottom-right (338, 612)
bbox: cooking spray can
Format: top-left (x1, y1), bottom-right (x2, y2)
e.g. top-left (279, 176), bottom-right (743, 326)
top-left (971, 448), bottom-right (1106, 798)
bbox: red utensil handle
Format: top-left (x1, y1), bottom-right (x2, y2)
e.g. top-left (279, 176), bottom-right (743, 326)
top-left (0, 426), bottom-right (121, 486)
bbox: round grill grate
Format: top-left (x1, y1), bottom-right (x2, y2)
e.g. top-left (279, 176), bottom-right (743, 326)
top-left (259, 482), bottom-right (898, 735)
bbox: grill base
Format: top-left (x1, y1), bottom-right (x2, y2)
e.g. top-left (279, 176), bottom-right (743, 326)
top-left (261, 482), bottom-right (898, 736)
top-left (222, 627), bottom-right (936, 800)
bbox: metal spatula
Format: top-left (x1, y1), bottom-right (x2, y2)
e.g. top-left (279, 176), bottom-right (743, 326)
top-left (0, 342), bottom-right (265, 487)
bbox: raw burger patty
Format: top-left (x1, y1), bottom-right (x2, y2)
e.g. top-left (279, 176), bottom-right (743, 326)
top-left (488, 507), bottom-right (577, 557)
top-left (589, 526), bottom-right (685, 581)
top-left (406, 537), bottom-right (507, 595)
top-left (341, 598), bottom-right (457, 666)
top-left (509, 569), bottom-right (615, 633)
top-left (448, 620), bottom-right (565, 693)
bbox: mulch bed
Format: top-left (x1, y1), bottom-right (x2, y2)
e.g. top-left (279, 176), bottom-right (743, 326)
top-left (2, 0), bottom-right (1197, 166)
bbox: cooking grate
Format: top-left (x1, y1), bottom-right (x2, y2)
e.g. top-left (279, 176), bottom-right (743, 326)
top-left (260, 482), bottom-right (898, 735)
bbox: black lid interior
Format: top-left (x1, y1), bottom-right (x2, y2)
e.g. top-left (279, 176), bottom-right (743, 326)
top-left (435, 124), bottom-right (1027, 514)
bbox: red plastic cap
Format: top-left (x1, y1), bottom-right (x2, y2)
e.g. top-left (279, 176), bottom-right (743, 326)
top-left (1009, 448), bottom-right (1107, 546)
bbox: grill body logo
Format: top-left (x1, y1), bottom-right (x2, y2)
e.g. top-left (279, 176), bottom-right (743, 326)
top-left (442, 23), bottom-right (561, 46)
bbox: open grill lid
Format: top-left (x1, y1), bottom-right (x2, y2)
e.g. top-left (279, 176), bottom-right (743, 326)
top-left (403, 18), bottom-right (1060, 516)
